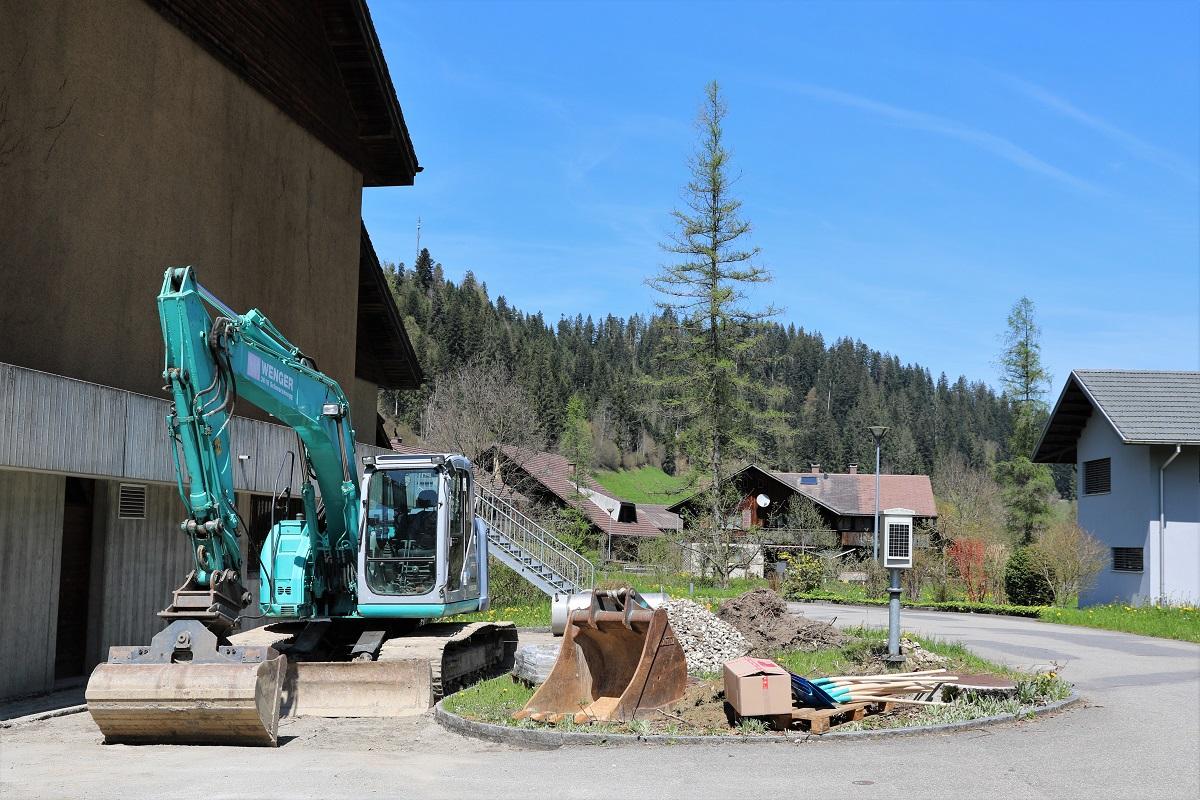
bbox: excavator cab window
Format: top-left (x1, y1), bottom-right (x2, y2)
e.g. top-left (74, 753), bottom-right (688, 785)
top-left (365, 468), bottom-right (440, 596)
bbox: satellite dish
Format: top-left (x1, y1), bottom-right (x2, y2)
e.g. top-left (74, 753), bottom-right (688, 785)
top-left (755, 493), bottom-right (770, 508)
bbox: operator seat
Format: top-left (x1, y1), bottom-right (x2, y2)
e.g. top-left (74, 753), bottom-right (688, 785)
top-left (409, 489), bottom-right (438, 551)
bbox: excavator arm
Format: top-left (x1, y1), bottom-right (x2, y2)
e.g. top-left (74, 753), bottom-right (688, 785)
top-left (155, 266), bottom-right (360, 630)
top-left (86, 266), bottom-right (362, 746)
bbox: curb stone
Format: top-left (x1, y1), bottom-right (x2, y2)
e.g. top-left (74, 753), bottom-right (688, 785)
top-left (434, 691), bottom-right (1081, 748)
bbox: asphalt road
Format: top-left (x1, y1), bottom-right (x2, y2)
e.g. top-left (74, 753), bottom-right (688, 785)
top-left (2, 605), bottom-right (1197, 800)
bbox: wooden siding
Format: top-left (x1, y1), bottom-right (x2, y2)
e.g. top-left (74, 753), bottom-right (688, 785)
top-left (0, 362), bottom-right (362, 495)
top-left (0, 365), bottom-right (126, 478)
top-left (95, 482), bottom-right (192, 656)
top-left (0, 470), bottom-right (65, 698)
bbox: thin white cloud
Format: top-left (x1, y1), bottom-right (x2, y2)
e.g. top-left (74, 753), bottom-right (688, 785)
top-left (997, 73), bottom-right (1198, 184)
top-left (781, 83), bottom-right (1104, 195)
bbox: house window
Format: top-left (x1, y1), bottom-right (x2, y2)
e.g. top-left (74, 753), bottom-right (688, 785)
top-left (1083, 458), bottom-right (1111, 495)
top-left (1112, 547), bottom-right (1143, 573)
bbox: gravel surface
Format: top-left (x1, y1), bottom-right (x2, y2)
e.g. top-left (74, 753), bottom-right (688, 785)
top-left (663, 599), bottom-right (749, 674)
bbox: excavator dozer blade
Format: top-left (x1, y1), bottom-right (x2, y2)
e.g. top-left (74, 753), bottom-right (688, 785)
top-left (280, 661), bottom-right (432, 718)
top-left (84, 620), bottom-right (285, 746)
top-left (514, 589), bottom-right (687, 724)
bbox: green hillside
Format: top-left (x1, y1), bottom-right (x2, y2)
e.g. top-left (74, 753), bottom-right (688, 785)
top-left (593, 467), bottom-right (691, 505)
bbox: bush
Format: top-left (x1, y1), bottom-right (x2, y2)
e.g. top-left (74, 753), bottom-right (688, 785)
top-left (1005, 547), bottom-right (1054, 606)
top-left (863, 557), bottom-right (889, 599)
top-left (780, 552), bottom-right (824, 597)
top-left (487, 558), bottom-right (547, 606)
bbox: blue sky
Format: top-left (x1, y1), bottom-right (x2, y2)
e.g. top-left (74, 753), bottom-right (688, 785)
top-left (363, 1), bottom-right (1200, 396)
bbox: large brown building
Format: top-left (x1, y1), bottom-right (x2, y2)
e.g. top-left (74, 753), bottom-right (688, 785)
top-left (0, 0), bottom-right (422, 700)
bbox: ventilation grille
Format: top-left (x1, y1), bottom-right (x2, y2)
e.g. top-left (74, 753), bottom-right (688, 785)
top-left (118, 483), bottom-right (147, 520)
top-left (1112, 547), bottom-right (1143, 572)
top-left (1084, 458), bottom-right (1111, 495)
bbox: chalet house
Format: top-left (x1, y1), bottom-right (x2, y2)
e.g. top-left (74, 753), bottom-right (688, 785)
top-left (479, 445), bottom-right (670, 561)
top-left (0, 0), bottom-right (421, 700)
top-left (667, 464), bottom-right (938, 549)
top-left (1034, 370), bottom-right (1199, 606)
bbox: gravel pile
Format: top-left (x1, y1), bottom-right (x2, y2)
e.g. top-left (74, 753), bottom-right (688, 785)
top-left (663, 599), bottom-right (750, 674)
top-left (717, 588), bottom-right (846, 654)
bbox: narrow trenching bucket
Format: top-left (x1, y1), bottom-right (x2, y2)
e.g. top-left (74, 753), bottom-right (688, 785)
top-left (85, 620), bottom-right (285, 746)
top-left (514, 588), bottom-right (687, 724)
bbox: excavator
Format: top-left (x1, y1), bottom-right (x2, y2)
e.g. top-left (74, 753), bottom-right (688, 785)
top-left (84, 266), bottom-right (687, 746)
top-left (84, 267), bottom-right (516, 746)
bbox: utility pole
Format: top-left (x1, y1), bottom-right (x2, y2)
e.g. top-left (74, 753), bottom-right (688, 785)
top-left (869, 425), bottom-right (905, 664)
top-left (415, 216), bottom-right (422, 262)
top-left (869, 426), bottom-right (888, 562)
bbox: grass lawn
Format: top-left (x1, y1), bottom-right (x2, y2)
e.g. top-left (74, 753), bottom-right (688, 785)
top-left (592, 466), bottom-right (691, 504)
top-left (797, 583), bottom-right (1200, 643)
top-left (1036, 604), bottom-right (1200, 643)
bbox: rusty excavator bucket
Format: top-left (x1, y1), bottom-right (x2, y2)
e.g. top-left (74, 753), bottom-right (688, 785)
top-left (514, 588), bottom-right (687, 725)
top-left (86, 620), bottom-right (286, 746)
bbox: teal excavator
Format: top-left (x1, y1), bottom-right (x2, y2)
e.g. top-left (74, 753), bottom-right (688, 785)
top-left (84, 267), bottom-right (516, 746)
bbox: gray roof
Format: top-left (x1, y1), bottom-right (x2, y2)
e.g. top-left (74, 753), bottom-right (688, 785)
top-left (1034, 370), bottom-right (1200, 462)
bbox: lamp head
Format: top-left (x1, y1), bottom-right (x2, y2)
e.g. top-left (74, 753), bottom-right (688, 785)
top-left (868, 425), bottom-right (889, 444)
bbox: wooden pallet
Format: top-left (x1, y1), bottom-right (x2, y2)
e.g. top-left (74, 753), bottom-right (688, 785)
top-left (787, 700), bottom-right (894, 734)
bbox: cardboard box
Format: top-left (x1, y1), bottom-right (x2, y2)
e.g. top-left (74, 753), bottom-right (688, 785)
top-left (723, 657), bottom-right (792, 716)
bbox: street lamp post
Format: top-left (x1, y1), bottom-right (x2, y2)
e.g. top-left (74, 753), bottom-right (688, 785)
top-left (869, 426), bottom-right (888, 562)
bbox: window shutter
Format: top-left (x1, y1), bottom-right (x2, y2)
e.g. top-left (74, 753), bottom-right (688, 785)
top-left (1083, 458), bottom-right (1111, 495)
top-left (1112, 547), bottom-right (1143, 572)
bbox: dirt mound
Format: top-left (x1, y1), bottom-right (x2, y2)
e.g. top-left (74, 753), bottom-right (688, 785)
top-left (717, 588), bottom-right (846, 654)
top-left (662, 678), bottom-right (733, 732)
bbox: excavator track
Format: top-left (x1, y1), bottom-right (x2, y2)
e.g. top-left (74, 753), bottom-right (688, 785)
top-left (379, 621), bottom-right (519, 699)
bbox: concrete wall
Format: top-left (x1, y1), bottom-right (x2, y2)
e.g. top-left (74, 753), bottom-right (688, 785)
top-left (1077, 416), bottom-right (1200, 606)
top-left (94, 481), bottom-right (192, 662)
top-left (0, 470), bottom-right (65, 698)
top-left (1157, 444), bottom-right (1200, 606)
top-left (0, 0), bottom-right (367, 418)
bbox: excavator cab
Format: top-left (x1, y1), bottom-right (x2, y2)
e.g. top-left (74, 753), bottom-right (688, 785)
top-left (355, 453), bottom-right (487, 616)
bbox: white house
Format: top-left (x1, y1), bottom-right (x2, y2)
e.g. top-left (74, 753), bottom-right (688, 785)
top-left (1034, 370), bottom-right (1200, 606)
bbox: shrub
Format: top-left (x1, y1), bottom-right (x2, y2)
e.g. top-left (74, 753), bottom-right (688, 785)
top-left (780, 551), bottom-right (824, 597)
top-left (863, 557), bottom-right (889, 599)
top-left (486, 558), bottom-right (547, 606)
top-left (1005, 547), bottom-right (1054, 607)
top-left (1028, 520), bottom-right (1107, 606)
top-left (947, 538), bottom-right (988, 602)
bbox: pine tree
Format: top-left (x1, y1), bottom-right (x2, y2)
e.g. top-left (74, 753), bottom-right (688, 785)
top-left (994, 297), bottom-right (1056, 544)
top-left (648, 81), bottom-right (777, 584)
top-left (414, 247), bottom-right (434, 290)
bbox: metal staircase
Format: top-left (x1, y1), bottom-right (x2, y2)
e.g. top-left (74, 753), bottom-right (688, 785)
top-left (475, 484), bottom-right (594, 597)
